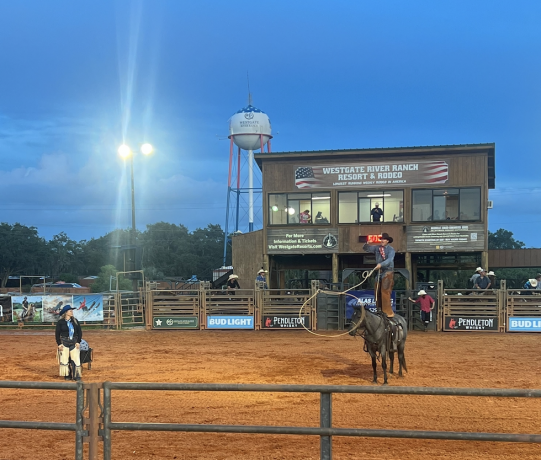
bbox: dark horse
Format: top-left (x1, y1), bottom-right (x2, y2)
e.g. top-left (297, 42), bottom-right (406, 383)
top-left (348, 306), bottom-right (408, 385)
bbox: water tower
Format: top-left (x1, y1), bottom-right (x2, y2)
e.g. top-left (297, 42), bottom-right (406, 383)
top-left (223, 100), bottom-right (272, 264)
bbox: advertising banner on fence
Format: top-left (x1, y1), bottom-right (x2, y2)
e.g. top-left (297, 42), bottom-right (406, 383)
top-left (345, 290), bottom-right (396, 319)
top-left (73, 295), bottom-right (104, 322)
top-left (263, 315), bottom-right (311, 329)
top-left (0, 296), bottom-right (12, 322)
top-left (508, 317), bottom-right (541, 332)
top-left (445, 316), bottom-right (499, 331)
top-left (42, 295), bottom-right (72, 322)
top-left (206, 316), bottom-right (254, 329)
top-left (12, 296), bottom-right (43, 322)
top-left (153, 316), bottom-right (199, 329)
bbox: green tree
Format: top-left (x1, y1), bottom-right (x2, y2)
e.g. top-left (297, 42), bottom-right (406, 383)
top-left (91, 265), bottom-right (132, 292)
top-left (0, 223), bottom-right (49, 287)
top-left (488, 228), bottom-right (525, 249)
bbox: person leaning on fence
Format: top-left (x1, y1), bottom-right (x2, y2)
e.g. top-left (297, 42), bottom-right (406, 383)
top-left (226, 274), bottom-right (240, 295)
top-left (523, 276), bottom-right (540, 294)
top-left (469, 267), bottom-right (483, 288)
top-left (408, 289), bottom-right (434, 332)
top-left (487, 271), bottom-right (497, 289)
top-left (474, 270), bottom-right (491, 291)
top-left (55, 305), bottom-right (83, 381)
top-left (255, 269), bottom-right (268, 289)
top-left (363, 232), bottom-right (395, 318)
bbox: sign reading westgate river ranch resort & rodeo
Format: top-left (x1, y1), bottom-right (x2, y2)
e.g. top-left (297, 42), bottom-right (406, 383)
top-left (267, 228), bottom-right (339, 254)
top-left (295, 160), bottom-right (448, 189)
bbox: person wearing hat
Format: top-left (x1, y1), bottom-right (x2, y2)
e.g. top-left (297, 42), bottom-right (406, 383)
top-left (523, 274), bottom-right (541, 292)
top-left (255, 269), bottom-right (268, 289)
top-left (370, 203), bottom-right (383, 222)
top-left (408, 290), bottom-right (435, 332)
top-left (474, 270), bottom-right (491, 291)
top-left (469, 267), bottom-right (484, 289)
top-left (363, 232), bottom-right (395, 318)
top-left (55, 305), bottom-right (83, 381)
top-left (226, 274), bottom-right (241, 295)
top-left (487, 271), bottom-right (497, 289)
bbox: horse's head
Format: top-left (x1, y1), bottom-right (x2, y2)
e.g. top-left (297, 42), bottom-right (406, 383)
top-left (348, 304), bottom-right (366, 336)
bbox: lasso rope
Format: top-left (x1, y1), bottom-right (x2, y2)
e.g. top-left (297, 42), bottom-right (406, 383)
top-left (298, 267), bottom-right (379, 338)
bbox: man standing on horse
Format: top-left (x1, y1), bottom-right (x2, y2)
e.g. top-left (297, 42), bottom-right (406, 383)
top-left (363, 232), bottom-right (395, 318)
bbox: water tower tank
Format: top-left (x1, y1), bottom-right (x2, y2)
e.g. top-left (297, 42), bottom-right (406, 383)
top-left (229, 104), bottom-right (272, 150)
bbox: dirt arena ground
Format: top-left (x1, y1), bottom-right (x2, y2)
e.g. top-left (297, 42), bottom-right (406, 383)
top-left (1, 329), bottom-right (541, 460)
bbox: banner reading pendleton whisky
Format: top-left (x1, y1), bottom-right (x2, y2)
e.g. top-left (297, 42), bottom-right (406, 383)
top-left (294, 160), bottom-right (448, 189)
top-left (407, 224), bottom-right (485, 252)
top-left (267, 228), bottom-right (339, 254)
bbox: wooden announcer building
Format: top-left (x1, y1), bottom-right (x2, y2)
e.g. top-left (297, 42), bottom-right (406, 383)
top-left (231, 143), bottom-right (495, 289)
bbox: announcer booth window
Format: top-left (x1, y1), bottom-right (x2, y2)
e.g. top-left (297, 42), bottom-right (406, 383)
top-left (412, 187), bottom-right (481, 222)
top-left (268, 192), bottom-right (330, 225)
top-left (338, 190), bottom-right (404, 223)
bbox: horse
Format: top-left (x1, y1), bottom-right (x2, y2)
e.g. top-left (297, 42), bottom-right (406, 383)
top-left (348, 306), bottom-right (408, 385)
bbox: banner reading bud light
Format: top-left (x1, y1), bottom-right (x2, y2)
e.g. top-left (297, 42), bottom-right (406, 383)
top-left (206, 316), bottom-right (254, 329)
top-left (508, 317), bottom-right (541, 332)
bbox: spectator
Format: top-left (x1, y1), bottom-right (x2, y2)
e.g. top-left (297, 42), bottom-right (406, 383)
top-left (487, 271), bottom-right (497, 289)
top-left (523, 277), bottom-right (540, 292)
top-left (408, 289), bottom-right (435, 332)
top-left (299, 210), bottom-right (311, 224)
top-left (469, 267), bottom-right (483, 288)
top-left (371, 203), bottom-right (383, 222)
top-left (226, 274), bottom-right (240, 295)
top-left (255, 269), bottom-right (268, 289)
top-left (475, 270), bottom-right (491, 291)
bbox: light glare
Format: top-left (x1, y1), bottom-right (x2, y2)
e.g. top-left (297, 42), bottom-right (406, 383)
top-left (141, 143), bottom-right (154, 155)
top-left (118, 144), bottom-right (132, 158)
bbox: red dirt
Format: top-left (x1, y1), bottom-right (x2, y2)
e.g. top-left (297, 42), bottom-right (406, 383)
top-left (1, 330), bottom-right (541, 460)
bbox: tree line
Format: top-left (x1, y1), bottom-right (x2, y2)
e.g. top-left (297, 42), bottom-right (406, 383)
top-left (0, 222), bottom-right (228, 288)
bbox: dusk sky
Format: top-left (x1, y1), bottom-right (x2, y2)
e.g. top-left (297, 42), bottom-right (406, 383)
top-left (1, 1), bottom-right (540, 247)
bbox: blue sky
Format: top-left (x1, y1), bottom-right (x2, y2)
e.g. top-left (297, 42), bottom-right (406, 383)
top-left (0, 0), bottom-right (539, 247)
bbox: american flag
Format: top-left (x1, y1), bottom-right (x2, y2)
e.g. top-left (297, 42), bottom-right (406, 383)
top-left (422, 161), bottom-right (448, 184)
top-left (295, 167), bottom-right (323, 189)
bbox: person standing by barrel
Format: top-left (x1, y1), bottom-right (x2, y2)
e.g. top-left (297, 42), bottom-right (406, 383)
top-left (55, 305), bottom-right (83, 381)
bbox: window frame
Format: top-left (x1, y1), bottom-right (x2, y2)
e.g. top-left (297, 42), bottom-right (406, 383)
top-left (268, 192), bottom-right (331, 226)
top-left (411, 187), bottom-right (481, 222)
top-left (338, 190), bottom-right (404, 224)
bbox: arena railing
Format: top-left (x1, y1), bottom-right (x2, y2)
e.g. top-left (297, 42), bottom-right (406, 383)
top-left (0, 380), bottom-right (86, 460)
top-left (101, 382), bottom-right (541, 460)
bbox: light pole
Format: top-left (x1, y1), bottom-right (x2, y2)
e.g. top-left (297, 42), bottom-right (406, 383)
top-left (118, 143), bottom-right (154, 291)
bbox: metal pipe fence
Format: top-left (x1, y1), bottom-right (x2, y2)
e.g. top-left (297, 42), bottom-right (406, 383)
top-left (0, 380), bottom-right (85, 460)
top-left (101, 382), bottom-right (541, 460)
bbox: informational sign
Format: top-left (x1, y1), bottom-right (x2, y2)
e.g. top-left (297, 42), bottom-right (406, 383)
top-left (445, 316), bottom-right (499, 331)
top-left (206, 316), bottom-right (254, 329)
top-left (345, 290), bottom-right (396, 319)
top-left (294, 160), bottom-right (448, 189)
top-left (508, 317), bottom-right (541, 332)
top-left (407, 224), bottom-right (485, 252)
top-left (267, 228), bottom-right (339, 254)
top-left (153, 316), bottom-right (199, 329)
top-left (262, 315), bottom-right (311, 329)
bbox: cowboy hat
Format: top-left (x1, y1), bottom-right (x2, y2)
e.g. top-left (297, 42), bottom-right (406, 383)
top-left (257, 269), bottom-right (267, 274)
top-left (475, 267), bottom-right (483, 272)
top-left (529, 279), bottom-right (538, 288)
top-left (487, 271), bottom-right (495, 276)
top-left (59, 305), bottom-right (76, 316)
top-left (380, 232), bottom-right (393, 243)
top-left (228, 274), bottom-right (239, 280)
top-left (418, 290), bottom-right (427, 296)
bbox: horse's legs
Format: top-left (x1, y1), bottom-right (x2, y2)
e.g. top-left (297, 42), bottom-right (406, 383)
top-left (389, 351), bottom-right (395, 374)
top-left (398, 342), bottom-right (407, 376)
top-left (381, 346), bottom-right (388, 385)
top-left (369, 349), bottom-right (378, 383)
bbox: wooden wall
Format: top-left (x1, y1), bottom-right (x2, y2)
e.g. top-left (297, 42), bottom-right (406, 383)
top-left (231, 230), bottom-right (264, 289)
top-left (489, 249), bottom-right (541, 268)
